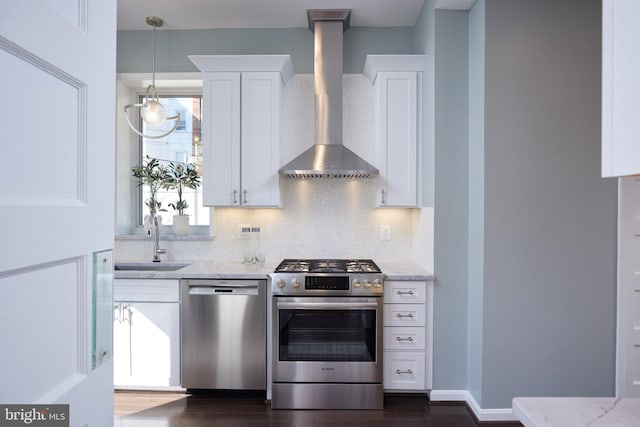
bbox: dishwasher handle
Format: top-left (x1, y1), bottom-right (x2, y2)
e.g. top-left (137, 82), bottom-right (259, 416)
top-left (188, 284), bottom-right (260, 296)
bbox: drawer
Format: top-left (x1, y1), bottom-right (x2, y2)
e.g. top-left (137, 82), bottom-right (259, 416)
top-left (384, 281), bottom-right (426, 304)
top-left (384, 326), bottom-right (425, 351)
top-left (383, 304), bottom-right (426, 327)
top-left (114, 279), bottom-right (180, 302)
top-left (383, 351), bottom-right (426, 390)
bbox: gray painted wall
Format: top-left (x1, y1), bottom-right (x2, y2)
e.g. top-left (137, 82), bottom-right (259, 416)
top-left (433, 0), bottom-right (617, 409)
top-left (467, 0), bottom-right (486, 402)
top-left (479, 0), bottom-right (617, 408)
top-left (433, 9), bottom-right (470, 391)
top-left (117, 26), bottom-right (415, 74)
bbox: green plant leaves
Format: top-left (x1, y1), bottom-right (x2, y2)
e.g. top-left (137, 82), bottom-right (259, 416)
top-left (131, 156), bottom-right (201, 216)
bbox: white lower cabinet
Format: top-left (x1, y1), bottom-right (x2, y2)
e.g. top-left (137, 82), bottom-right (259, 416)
top-left (384, 352), bottom-right (426, 390)
top-left (113, 279), bottom-right (180, 389)
top-left (383, 280), bottom-right (433, 392)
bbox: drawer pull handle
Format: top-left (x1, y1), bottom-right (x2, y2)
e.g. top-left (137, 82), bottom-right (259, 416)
top-left (396, 336), bottom-right (414, 342)
top-left (396, 313), bottom-right (414, 318)
top-left (396, 290), bottom-right (414, 295)
top-left (396, 369), bottom-right (413, 375)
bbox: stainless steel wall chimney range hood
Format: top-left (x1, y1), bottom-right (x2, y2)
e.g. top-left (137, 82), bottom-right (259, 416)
top-left (279, 10), bottom-right (379, 179)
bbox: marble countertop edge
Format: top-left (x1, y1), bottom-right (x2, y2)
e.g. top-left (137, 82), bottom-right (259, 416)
top-left (512, 397), bottom-right (640, 427)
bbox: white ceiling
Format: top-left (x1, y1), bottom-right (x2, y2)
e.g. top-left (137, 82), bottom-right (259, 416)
top-left (117, 0), bottom-right (473, 31)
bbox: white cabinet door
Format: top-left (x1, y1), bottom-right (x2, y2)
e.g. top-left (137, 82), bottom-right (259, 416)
top-left (241, 72), bottom-right (282, 207)
top-left (129, 302), bottom-right (180, 387)
top-left (384, 280), bottom-right (427, 304)
top-left (114, 302), bottom-right (180, 388)
top-left (202, 72), bottom-right (241, 206)
top-left (113, 303), bottom-right (131, 386)
top-left (201, 71), bottom-right (282, 207)
top-left (602, 0), bottom-right (640, 177)
top-left (383, 351), bottom-right (426, 390)
top-left (375, 71), bottom-right (420, 207)
top-left (383, 303), bottom-right (426, 327)
top-left (384, 327), bottom-right (426, 351)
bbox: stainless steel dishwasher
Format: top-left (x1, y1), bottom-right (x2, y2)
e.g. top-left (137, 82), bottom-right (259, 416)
top-left (181, 279), bottom-right (266, 390)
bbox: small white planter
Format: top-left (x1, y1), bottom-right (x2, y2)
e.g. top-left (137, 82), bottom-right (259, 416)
top-left (172, 215), bottom-right (190, 236)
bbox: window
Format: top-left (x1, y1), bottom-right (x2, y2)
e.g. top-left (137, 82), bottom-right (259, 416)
top-left (138, 94), bottom-right (208, 227)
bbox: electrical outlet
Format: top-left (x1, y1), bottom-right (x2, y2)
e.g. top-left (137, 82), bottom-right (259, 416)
top-left (237, 224), bottom-right (251, 239)
top-left (380, 225), bottom-right (391, 241)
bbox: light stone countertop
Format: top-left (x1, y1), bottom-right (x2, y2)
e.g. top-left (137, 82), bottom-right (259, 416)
top-left (512, 397), bottom-right (640, 427)
top-left (377, 261), bottom-right (434, 281)
top-left (113, 259), bottom-right (433, 281)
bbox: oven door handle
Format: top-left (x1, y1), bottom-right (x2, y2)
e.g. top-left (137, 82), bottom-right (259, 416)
top-left (276, 301), bottom-right (379, 310)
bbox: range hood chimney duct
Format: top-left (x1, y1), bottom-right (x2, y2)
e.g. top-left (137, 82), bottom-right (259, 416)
top-left (279, 9), bottom-right (379, 179)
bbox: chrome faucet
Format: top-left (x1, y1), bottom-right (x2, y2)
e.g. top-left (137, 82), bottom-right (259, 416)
top-left (145, 214), bottom-right (166, 262)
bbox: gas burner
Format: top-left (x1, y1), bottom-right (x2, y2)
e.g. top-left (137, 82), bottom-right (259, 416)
top-left (274, 259), bottom-right (381, 274)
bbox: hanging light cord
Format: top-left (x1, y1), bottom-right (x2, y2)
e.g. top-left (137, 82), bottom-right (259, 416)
top-left (151, 22), bottom-right (157, 91)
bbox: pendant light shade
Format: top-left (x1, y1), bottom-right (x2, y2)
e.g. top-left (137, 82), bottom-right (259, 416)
top-left (124, 16), bottom-right (180, 139)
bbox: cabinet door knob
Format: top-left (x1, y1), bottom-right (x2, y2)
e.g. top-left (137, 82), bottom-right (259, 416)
top-left (396, 369), bottom-right (413, 375)
top-left (396, 290), bottom-right (414, 295)
top-left (396, 336), bottom-right (414, 342)
top-left (243, 190), bottom-right (248, 204)
top-left (233, 190), bottom-right (238, 204)
top-left (381, 189), bottom-right (386, 205)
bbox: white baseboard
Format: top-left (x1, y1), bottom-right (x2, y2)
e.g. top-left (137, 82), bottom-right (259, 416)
top-left (430, 389), bottom-right (518, 422)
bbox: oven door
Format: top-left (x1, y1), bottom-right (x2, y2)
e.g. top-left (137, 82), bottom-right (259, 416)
top-left (272, 296), bottom-right (383, 383)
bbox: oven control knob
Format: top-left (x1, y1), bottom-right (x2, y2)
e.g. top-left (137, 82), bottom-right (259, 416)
top-left (373, 279), bottom-right (382, 288)
top-left (353, 279), bottom-right (361, 288)
top-left (291, 278), bottom-right (301, 288)
top-left (363, 280), bottom-right (372, 289)
top-left (277, 279), bottom-right (286, 288)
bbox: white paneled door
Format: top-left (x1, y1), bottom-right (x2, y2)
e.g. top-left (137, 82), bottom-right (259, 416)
top-left (0, 1), bottom-right (116, 426)
top-left (618, 177), bottom-right (640, 397)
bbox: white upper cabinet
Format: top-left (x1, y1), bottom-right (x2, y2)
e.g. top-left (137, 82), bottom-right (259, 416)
top-left (364, 55), bottom-right (425, 207)
top-left (602, 0), bottom-right (640, 177)
top-left (190, 55), bottom-right (293, 206)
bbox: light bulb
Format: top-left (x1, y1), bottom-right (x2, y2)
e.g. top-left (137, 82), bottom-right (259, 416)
top-left (140, 100), bottom-right (167, 125)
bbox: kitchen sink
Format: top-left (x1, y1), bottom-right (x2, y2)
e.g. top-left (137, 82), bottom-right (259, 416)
top-left (114, 262), bottom-right (190, 272)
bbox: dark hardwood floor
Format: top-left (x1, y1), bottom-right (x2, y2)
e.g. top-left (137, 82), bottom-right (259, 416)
top-left (114, 391), bottom-right (524, 427)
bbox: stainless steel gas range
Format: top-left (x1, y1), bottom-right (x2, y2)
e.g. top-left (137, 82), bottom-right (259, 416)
top-left (270, 259), bottom-right (384, 410)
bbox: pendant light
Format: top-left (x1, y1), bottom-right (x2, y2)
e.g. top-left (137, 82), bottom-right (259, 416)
top-left (124, 16), bottom-right (180, 139)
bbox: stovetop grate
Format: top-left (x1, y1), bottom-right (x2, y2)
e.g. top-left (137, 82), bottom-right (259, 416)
top-left (274, 259), bottom-right (381, 274)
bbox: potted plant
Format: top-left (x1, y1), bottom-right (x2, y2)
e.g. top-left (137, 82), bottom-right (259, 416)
top-left (131, 156), bottom-right (166, 239)
top-left (131, 155), bottom-right (167, 230)
top-left (163, 160), bottom-right (201, 235)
